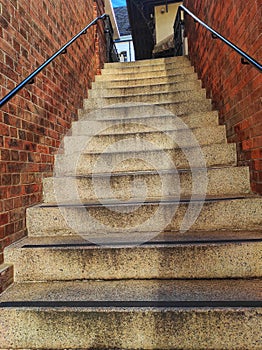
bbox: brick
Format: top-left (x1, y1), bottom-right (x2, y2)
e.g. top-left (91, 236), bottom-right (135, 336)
top-left (1, 0), bottom-right (105, 293)
top-left (0, 213), bottom-right (9, 225)
top-left (185, 0), bottom-right (262, 195)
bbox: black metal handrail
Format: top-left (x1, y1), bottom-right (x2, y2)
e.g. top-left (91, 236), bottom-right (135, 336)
top-left (0, 14), bottom-right (118, 108)
top-left (174, 5), bottom-right (262, 72)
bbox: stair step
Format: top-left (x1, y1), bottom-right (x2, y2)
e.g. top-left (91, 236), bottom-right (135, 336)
top-left (1, 278), bottom-right (261, 349)
top-left (90, 80), bottom-right (202, 98)
top-left (80, 100), bottom-right (212, 118)
top-left (4, 233), bottom-right (262, 281)
top-left (96, 65), bottom-right (195, 81)
top-left (43, 166), bottom-right (251, 203)
top-left (84, 89), bottom-right (207, 109)
top-left (104, 55), bottom-right (189, 68)
top-left (94, 71), bottom-right (198, 87)
top-left (26, 197), bottom-right (262, 237)
top-left (75, 111), bottom-right (219, 133)
top-left (101, 60), bottom-right (191, 75)
top-left (63, 126), bottom-right (227, 154)
top-left (55, 143), bottom-right (237, 175)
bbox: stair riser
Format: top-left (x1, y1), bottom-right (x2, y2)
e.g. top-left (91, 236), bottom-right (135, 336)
top-left (26, 198), bottom-right (261, 237)
top-left (101, 61), bottom-right (191, 74)
top-left (75, 112), bottom-right (218, 133)
top-left (63, 127), bottom-right (226, 154)
top-left (5, 241), bottom-right (262, 281)
top-left (96, 66), bottom-right (194, 80)
top-left (93, 72), bottom-right (198, 87)
top-left (84, 90), bottom-right (207, 109)
top-left (43, 167), bottom-right (251, 203)
top-left (55, 143), bottom-right (237, 175)
top-left (1, 308), bottom-right (261, 349)
top-left (90, 80), bottom-right (201, 98)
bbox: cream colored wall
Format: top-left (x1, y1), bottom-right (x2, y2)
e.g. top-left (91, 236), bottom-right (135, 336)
top-left (105, 0), bottom-right (120, 40)
top-left (154, 2), bottom-right (182, 43)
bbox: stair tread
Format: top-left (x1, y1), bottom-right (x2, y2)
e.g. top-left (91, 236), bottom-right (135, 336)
top-left (1, 278), bottom-right (261, 305)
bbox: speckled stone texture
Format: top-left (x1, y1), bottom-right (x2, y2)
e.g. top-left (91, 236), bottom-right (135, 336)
top-left (25, 197), bottom-right (261, 236)
top-left (43, 166), bottom-right (251, 203)
top-left (1, 55), bottom-right (262, 350)
top-left (0, 279), bottom-right (262, 349)
top-left (4, 234), bottom-right (262, 282)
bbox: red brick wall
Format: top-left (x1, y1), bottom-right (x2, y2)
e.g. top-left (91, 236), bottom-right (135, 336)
top-left (184, 0), bottom-right (262, 194)
top-left (0, 0), bottom-right (106, 290)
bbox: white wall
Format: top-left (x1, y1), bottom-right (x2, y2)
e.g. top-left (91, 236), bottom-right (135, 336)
top-left (115, 35), bottom-right (135, 62)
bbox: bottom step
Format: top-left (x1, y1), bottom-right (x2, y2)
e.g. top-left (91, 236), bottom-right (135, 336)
top-left (0, 279), bottom-right (262, 349)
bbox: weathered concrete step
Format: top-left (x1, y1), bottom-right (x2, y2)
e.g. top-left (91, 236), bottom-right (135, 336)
top-left (43, 166), bottom-right (251, 203)
top-left (90, 80), bottom-right (202, 98)
top-left (1, 279), bottom-right (261, 349)
top-left (75, 111), bottom-right (219, 134)
top-left (84, 89), bottom-right (207, 109)
top-left (104, 55), bottom-right (189, 68)
top-left (55, 143), bottom-right (237, 176)
top-left (26, 197), bottom-right (262, 237)
top-left (63, 126), bottom-right (227, 154)
top-left (93, 71), bottom-right (198, 87)
top-left (102, 60), bottom-right (191, 75)
top-left (4, 233), bottom-right (262, 281)
top-left (95, 65), bottom-right (195, 81)
top-left (79, 100), bottom-right (212, 119)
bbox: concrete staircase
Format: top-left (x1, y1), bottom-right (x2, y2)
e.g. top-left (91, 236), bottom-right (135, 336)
top-left (0, 56), bottom-right (261, 349)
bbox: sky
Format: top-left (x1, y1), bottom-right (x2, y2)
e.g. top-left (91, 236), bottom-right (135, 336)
top-left (112, 0), bottom-right (127, 8)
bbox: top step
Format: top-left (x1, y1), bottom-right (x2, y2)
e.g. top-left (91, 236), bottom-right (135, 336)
top-left (102, 60), bottom-right (192, 75)
top-left (104, 56), bottom-right (189, 69)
